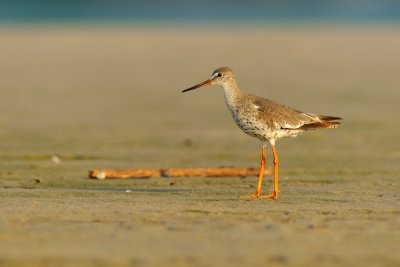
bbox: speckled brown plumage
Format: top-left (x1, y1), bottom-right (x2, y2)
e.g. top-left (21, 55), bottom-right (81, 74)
top-left (228, 93), bottom-right (341, 144)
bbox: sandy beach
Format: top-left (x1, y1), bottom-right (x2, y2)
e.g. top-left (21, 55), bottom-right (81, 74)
top-left (0, 24), bottom-right (399, 267)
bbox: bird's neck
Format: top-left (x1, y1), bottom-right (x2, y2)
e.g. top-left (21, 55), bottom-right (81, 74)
top-left (222, 79), bottom-right (242, 108)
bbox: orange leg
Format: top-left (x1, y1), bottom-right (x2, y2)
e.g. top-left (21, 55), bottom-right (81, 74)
top-left (259, 145), bottom-right (279, 199)
top-left (241, 144), bottom-right (266, 198)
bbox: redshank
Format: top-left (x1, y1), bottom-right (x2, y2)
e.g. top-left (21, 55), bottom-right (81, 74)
top-left (182, 67), bottom-right (341, 199)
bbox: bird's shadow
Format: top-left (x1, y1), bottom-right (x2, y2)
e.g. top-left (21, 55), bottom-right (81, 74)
top-left (72, 187), bottom-right (195, 193)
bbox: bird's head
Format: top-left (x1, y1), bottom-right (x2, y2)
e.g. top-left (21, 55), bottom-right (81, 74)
top-left (182, 66), bottom-right (235, 93)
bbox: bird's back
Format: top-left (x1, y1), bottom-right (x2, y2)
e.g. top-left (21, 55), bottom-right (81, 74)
top-left (227, 93), bottom-right (341, 143)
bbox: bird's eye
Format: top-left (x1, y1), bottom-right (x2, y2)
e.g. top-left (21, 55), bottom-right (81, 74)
top-left (217, 73), bottom-right (222, 77)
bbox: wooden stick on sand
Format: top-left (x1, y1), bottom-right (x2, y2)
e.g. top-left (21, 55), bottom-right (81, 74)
top-left (89, 167), bottom-right (272, 180)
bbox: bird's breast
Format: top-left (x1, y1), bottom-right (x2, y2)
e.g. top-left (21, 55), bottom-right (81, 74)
top-left (229, 107), bottom-right (272, 140)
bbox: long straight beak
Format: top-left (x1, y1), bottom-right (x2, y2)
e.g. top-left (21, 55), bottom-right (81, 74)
top-left (182, 79), bottom-right (212, 93)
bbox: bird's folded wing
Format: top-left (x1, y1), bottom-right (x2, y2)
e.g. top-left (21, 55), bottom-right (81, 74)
top-left (253, 98), bottom-right (317, 130)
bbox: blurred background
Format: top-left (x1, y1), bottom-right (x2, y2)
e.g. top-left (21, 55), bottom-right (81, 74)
top-left (0, 0), bottom-right (399, 172)
top-left (1, 0), bottom-right (400, 22)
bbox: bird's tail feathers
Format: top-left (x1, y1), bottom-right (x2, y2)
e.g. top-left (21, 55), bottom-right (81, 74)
top-left (300, 115), bottom-right (342, 130)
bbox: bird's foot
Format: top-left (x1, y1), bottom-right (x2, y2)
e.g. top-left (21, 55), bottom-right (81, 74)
top-left (258, 191), bottom-right (279, 199)
top-left (240, 191), bottom-right (262, 199)
top-left (241, 190), bottom-right (279, 200)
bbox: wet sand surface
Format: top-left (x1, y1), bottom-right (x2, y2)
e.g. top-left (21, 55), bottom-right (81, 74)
top-left (0, 24), bottom-right (399, 266)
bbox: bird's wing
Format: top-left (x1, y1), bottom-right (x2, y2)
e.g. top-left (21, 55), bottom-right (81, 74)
top-left (252, 96), bottom-right (318, 130)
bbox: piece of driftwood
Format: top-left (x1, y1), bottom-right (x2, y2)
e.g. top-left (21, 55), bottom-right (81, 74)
top-left (89, 167), bottom-right (272, 179)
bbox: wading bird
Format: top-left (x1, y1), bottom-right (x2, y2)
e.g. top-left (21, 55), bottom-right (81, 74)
top-left (182, 67), bottom-right (341, 199)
